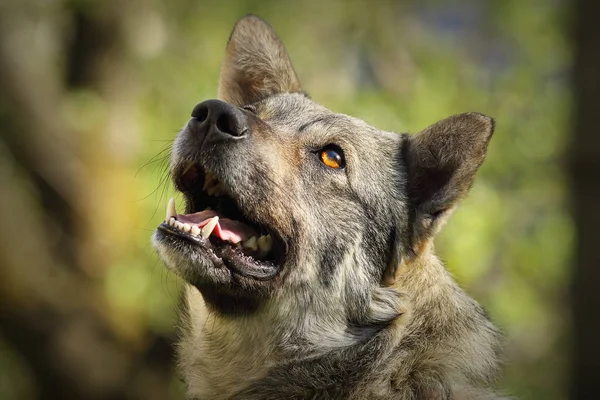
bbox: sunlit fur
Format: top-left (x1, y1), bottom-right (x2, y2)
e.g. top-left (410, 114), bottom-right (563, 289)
top-left (152, 15), bottom-right (510, 400)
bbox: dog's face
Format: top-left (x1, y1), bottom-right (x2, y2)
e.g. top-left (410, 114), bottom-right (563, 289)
top-left (152, 16), bottom-right (494, 326)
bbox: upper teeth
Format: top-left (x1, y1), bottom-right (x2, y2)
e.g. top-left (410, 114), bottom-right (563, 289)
top-left (166, 197), bottom-right (177, 221)
top-left (244, 236), bottom-right (258, 251)
top-left (203, 173), bottom-right (226, 197)
top-left (257, 235), bottom-right (272, 254)
top-left (242, 234), bottom-right (272, 255)
top-left (207, 184), bottom-right (226, 196)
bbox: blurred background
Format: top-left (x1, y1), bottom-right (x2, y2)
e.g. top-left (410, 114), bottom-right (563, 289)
top-left (1, 0), bottom-right (598, 399)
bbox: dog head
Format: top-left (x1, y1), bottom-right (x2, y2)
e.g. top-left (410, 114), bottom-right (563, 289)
top-left (152, 15), bottom-right (494, 333)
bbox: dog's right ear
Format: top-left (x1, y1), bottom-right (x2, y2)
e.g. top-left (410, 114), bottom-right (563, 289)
top-left (404, 112), bottom-right (495, 253)
top-left (218, 15), bottom-right (302, 106)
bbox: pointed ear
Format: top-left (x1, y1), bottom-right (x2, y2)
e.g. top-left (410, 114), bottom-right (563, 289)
top-left (405, 112), bottom-right (495, 248)
top-left (218, 15), bottom-right (302, 106)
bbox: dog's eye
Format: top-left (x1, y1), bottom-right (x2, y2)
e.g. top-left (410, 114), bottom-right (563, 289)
top-left (319, 147), bottom-right (345, 169)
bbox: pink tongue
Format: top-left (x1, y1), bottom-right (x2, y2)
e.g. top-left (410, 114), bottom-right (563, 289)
top-left (176, 210), bottom-right (258, 244)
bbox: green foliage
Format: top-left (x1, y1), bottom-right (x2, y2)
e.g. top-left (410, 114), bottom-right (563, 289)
top-left (134, 1), bottom-right (570, 398)
top-left (0, 0), bottom-right (570, 398)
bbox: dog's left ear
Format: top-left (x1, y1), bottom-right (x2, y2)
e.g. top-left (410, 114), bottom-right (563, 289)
top-left (405, 112), bottom-right (495, 251)
top-left (218, 15), bottom-right (302, 106)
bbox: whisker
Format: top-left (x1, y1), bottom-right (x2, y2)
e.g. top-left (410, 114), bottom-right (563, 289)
top-left (135, 143), bottom-right (173, 179)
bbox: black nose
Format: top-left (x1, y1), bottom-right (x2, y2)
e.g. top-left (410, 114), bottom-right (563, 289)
top-left (191, 99), bottom-right (248, 139)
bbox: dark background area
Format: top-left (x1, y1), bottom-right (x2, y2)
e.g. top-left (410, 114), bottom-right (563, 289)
top-left (0, 0), bottom-right (597, 399)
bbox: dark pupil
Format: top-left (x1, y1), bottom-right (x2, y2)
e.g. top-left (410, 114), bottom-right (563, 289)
top-left (326, 150), bottom-right (340, 163)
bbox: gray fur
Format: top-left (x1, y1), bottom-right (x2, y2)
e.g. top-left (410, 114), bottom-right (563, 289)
top-left (152, 14), bottom-right (510, 400)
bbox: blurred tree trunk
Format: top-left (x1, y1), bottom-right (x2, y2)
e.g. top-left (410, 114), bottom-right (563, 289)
top-left (0, 1), bottom-right (176, 399)
top-left (571, 0), bottom-right (600, 399)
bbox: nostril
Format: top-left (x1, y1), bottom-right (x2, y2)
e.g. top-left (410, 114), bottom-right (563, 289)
top-left (194, 106), bottom-right (209, 123)
top-left (216, 114), bottom-right (236, 136)
top-left (191, 99), bottom-right (248, 138)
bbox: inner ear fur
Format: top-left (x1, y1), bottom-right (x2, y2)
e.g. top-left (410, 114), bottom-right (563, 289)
top-left (218, 14), bottom-right (302, 106)
top-left (405, 112), bottom-right (495, 248)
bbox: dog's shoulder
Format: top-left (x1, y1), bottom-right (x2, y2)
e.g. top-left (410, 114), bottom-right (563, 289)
top-left (370, 252), bottom-right (504, 399)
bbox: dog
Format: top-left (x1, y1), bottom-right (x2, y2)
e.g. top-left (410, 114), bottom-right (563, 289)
top-left (152, 14), bottom-right (508, 400)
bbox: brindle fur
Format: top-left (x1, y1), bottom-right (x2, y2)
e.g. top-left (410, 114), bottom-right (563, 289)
top-left (153, 15), bottom-right (510, 400)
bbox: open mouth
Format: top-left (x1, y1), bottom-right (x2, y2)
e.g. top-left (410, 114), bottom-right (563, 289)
top-left (157, 163), bottom-right (283, 280)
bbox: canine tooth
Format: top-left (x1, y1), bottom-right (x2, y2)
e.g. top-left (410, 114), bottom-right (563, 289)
top-left (201, 216), bottom-right (219, 238)
top-left (203, 173), bottom-right (215, 191)
top-left (191, 225), bottom-right (201, 236)
top-left (212, 184), bottom-right (225, 196)
top-left (182, 223), bottom-right (191, 233)
top-left (169, 217), bottom-right (176, 226)
top-left (244, 236), bottom-right (258, 251)
top-left (166, 197), bottom-right (177, 221)
top-left (258, 235), bottom-right (272, 253)
top-left (182, 163), bottom-right (195, 175)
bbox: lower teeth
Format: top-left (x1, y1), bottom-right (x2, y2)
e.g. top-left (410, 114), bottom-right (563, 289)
top-left (167, 218), bottom-right (272, 257)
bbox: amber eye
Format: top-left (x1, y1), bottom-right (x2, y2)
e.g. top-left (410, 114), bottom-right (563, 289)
top-left (319, 147), bottom-right (345, 169)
